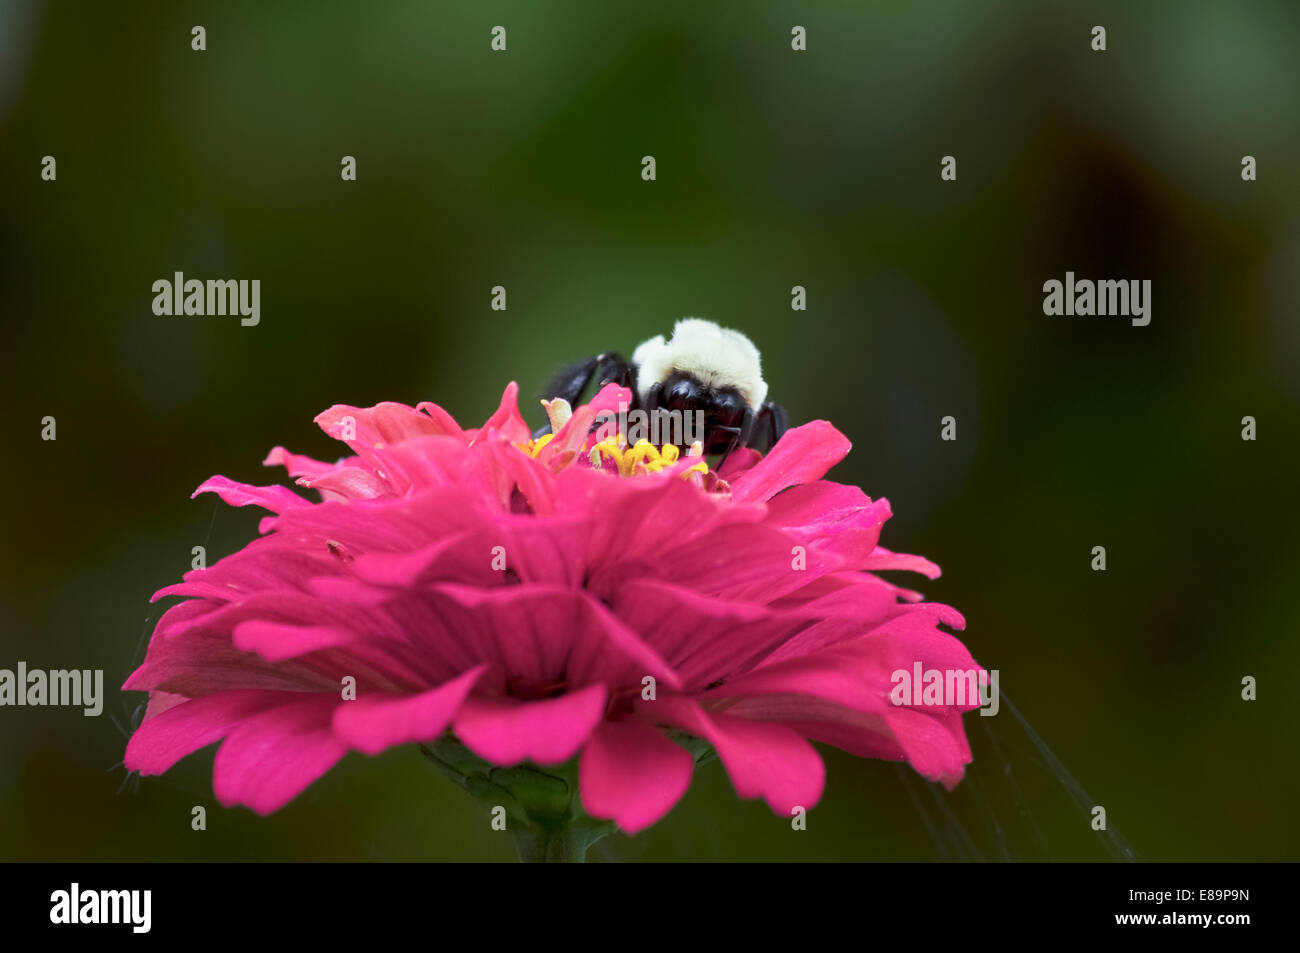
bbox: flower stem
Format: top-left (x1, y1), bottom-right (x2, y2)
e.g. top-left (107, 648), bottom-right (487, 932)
top-left (513, 826), bottom-right (595, 863)
top-left (421, 739), bottom-right (615, 862)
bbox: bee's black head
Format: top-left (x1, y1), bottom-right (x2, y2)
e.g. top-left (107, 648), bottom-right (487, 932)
top-left (659, 371), bottom-right (747, 453)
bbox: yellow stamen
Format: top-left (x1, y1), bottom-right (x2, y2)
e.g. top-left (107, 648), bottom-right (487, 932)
top-left (522, 432), bottom-right (709, 480)
top-left (591, 436), bottom-right (625, 472)
top-left (518, 432), bottom-right (554, 458)
top-left (625, 440), bottom-right (660, 468)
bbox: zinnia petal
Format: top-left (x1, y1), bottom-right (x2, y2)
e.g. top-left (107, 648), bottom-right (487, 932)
top-left (579, 720), bottom-right (694, 833)
top-left (651, 698), bottom-right (825, 816)
top-left (125, 689), bottom-right (296, 775)
top-left (212, 694), bottom-right (348, 815)
top-left (453, 683), bottom-right (607, 765)
top-left (332, 666), bottom-right (486, 756)
top-left (728, 420), bottom-right (851, 503)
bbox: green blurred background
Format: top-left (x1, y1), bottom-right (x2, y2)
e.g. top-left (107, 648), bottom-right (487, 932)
top-left (2, 0), bottom-right (1297, 861)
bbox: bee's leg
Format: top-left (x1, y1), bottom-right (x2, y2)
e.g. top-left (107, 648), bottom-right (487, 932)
top-left (590, 360), bottom-right (645, 440)
top-left (540, 351), bottom-right (632, 405)
top-left (542, 355), bottom-right (600, 405)
top-left (536, 351), bottom-right (634, 437)
top-left (758, 401), bottom-right (789, 452)
top-left (715, 406), bottom-right (755, 472)
top-left (583, 353), bottom-right (637, 434)
top-left (640, 381), bottom-right (665, 443)
top-left (596, 352), bottom-right (636, 393)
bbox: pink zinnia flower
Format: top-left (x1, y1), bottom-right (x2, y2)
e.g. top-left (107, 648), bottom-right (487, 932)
top-left (124, 382), bottom-right (981, 858)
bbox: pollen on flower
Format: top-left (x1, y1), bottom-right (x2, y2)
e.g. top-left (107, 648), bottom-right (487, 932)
top-left (517, 428), bottom-right (710, 480)
top-left (520, 433), bottom-right (555, 458)
top-left (589, 436), bottom-right (709, 478)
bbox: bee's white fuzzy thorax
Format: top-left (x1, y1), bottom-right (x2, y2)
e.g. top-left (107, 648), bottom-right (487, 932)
top-left (632, 318), bottom-right (769, 408)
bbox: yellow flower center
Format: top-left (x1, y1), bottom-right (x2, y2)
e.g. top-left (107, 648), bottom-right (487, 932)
top-left (522, 433), bottom-right (555, 457)
top-left (590, 436), bottom-right (710, 478)
top-left (517, 433), bottom-right (709, 479)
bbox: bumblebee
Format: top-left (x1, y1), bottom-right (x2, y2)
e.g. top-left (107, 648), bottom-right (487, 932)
top-left (540, 318), bottom-right (788, 458)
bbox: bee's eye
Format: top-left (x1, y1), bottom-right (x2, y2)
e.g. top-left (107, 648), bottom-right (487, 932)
top-left (666, 377), bottom-right (699, 411)
top-left (711, 391), bottom-right (744, 425)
